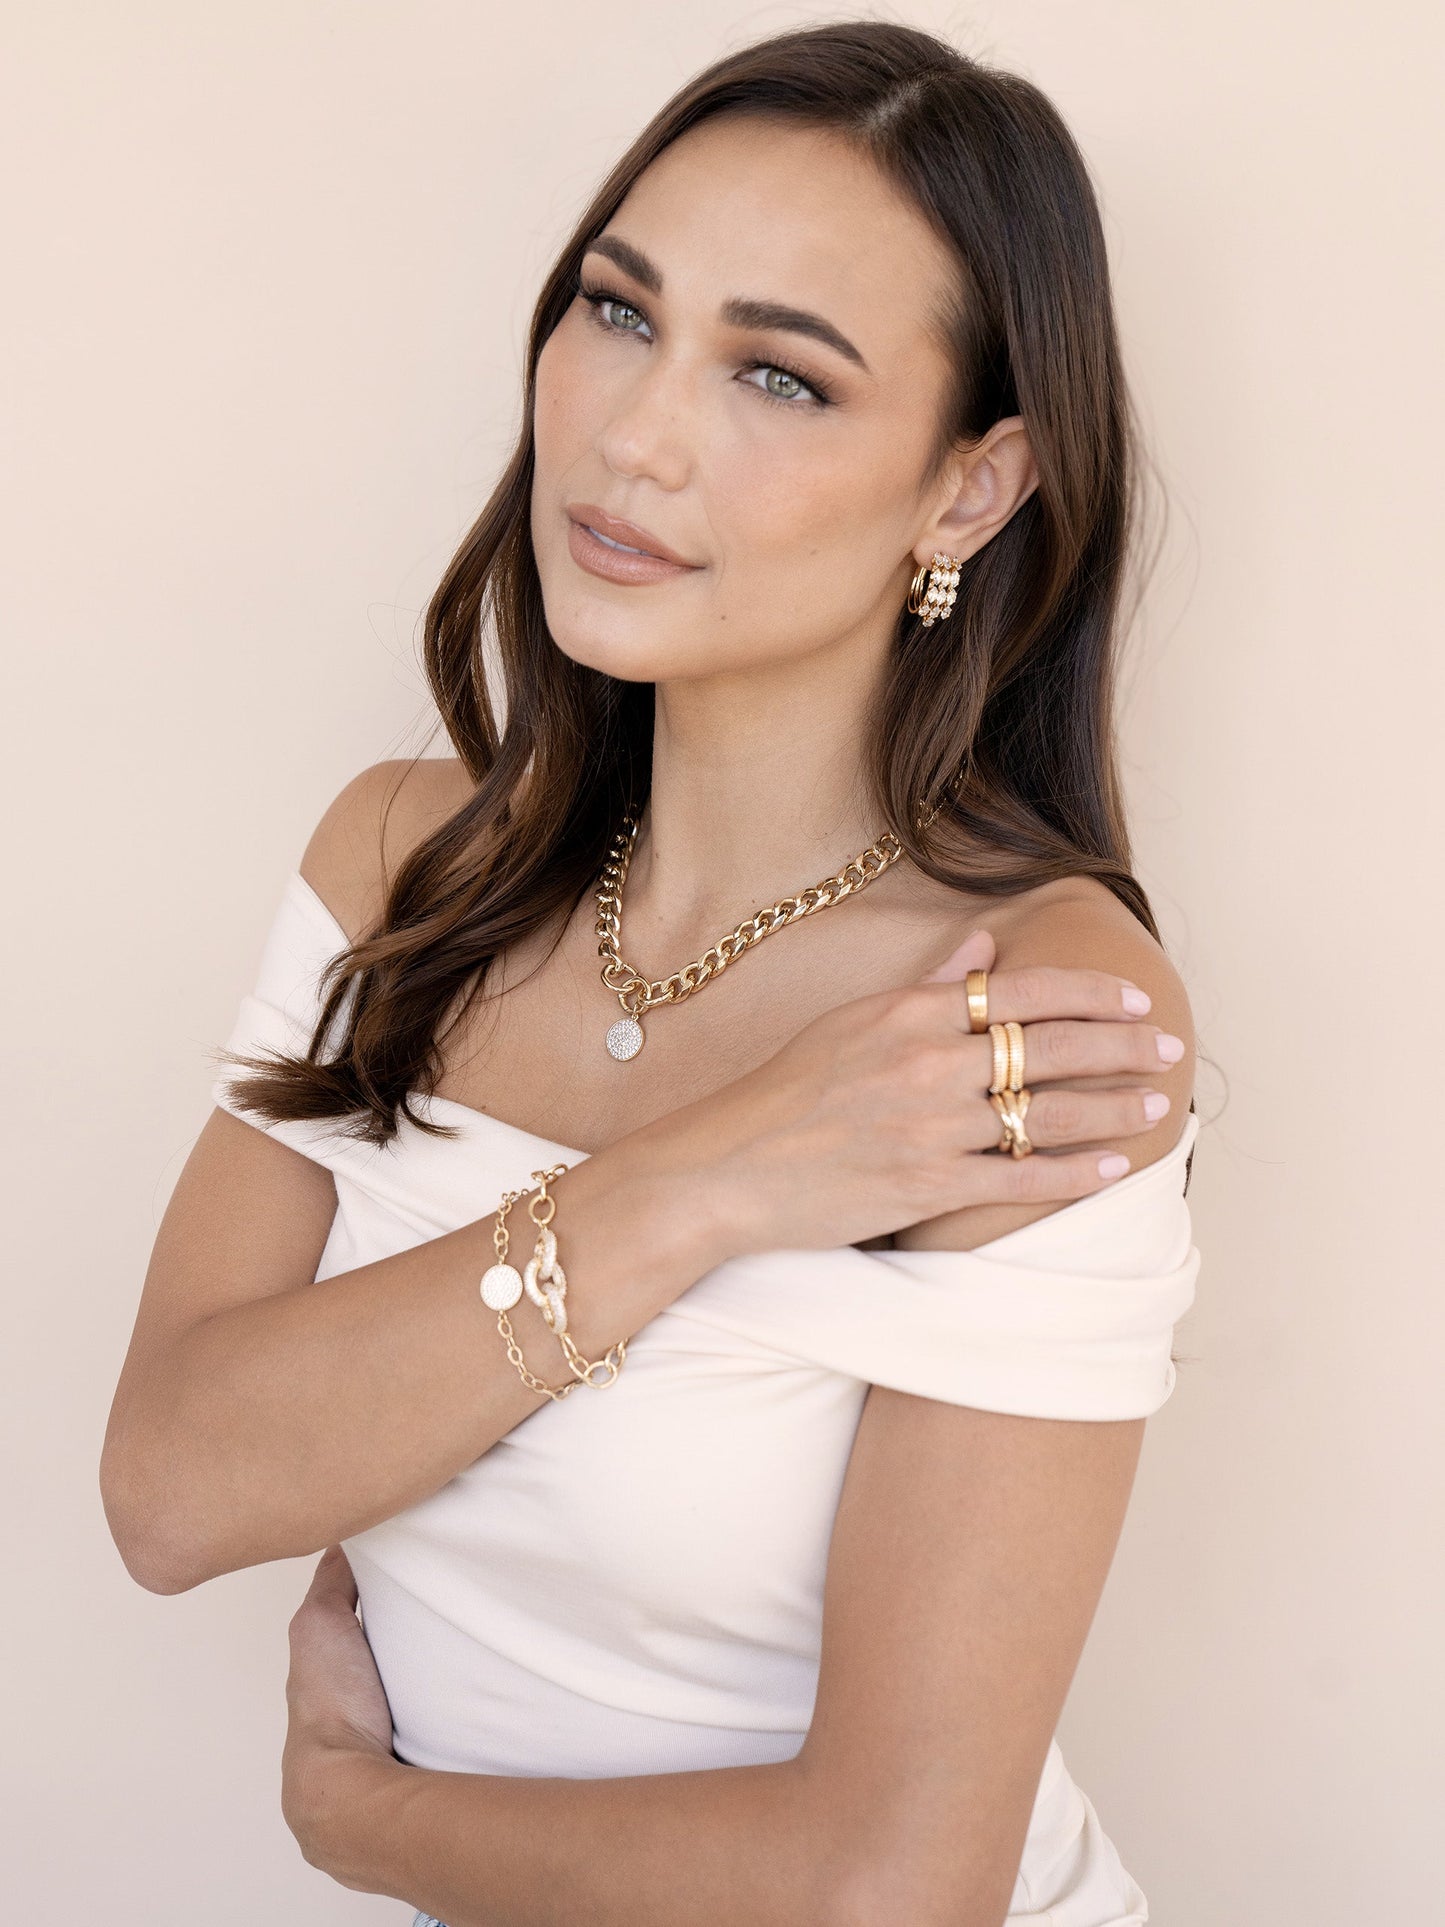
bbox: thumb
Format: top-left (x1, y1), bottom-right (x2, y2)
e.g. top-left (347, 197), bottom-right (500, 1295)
top-left (921, 925), bottom-right (995, 983)
top-left (303, 1544), bottom-right (358, 1612)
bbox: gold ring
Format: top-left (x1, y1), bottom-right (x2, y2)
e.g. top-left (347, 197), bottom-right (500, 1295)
top-left (987, 1022), bottom-right (1011, 1094)
top-left (989, 1086), bottom-right (1034, 1157)
top-left (965, 968), bottom-right (989, 1033)
top-left (1004, 1019), bottom-right (1025, 1093)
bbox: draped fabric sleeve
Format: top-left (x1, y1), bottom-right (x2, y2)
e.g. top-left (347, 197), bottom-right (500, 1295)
top-left (670, 1105), bottom-right (1202, 1422)
top-left (207, 870), bottom-right (359, 1161)
top-left (203, 869), bottom-right (1203, 1421)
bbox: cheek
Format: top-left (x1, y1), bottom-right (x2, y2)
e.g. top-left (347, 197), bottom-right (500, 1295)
top-left (532, 324), bottom-right (593, 476)
top-left (706, 426), bottom-right (915, 611)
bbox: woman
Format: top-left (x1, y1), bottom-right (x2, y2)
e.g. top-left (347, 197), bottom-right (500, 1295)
top-left (102, 21), bottom-right (1200, 1926)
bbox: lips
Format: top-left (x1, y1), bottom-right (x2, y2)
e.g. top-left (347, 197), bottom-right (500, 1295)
top-left (565, 502), bottom-right (698, 568)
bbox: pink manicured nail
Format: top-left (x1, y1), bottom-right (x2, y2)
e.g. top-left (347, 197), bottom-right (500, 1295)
top-left (1098, 1153), bottom-right (1130, 1179)
top-left (1142, 1091), bottom-right (1171, 1120)
top-left (1156, 1032), bottom-right (1185, 1063)
top-left (1121, 985), bottom-right (1151, 1014)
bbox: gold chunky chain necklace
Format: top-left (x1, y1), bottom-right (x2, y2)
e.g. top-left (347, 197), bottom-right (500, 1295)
top-left (593, 811), bottom-right (905, 1061)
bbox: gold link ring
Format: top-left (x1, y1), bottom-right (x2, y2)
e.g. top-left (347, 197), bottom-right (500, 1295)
top-left (989, 1086), bottom-right (1034, 1157)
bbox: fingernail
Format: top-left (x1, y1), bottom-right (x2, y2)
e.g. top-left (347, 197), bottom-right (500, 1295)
top-left (1098, 1153), bottom-right (1130, 1179)
top-left (1142, 1091), bottom-right (1171, 1120)
top-left (1121, 985), bottom-right (1151, 1014)
top-left (1155, 1032), bottom-right (1185, 1062)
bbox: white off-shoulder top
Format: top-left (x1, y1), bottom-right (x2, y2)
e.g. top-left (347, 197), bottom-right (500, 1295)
top-left (211, 870), bottom-right (1200, 1925)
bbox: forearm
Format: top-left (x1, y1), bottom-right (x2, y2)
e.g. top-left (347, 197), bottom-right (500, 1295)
top-left (319, 1749), bottom-right (843, 1927)
top-left (115, 1113), bottom-right (737, 1590)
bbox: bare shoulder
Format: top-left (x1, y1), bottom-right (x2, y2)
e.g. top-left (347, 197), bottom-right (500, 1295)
top-left (297, 755), bottom-right (476, 943)
top-left (893, 873), bottom-right (1196, 1252)
top-left (994, 873), bottom-right (1197, 1103)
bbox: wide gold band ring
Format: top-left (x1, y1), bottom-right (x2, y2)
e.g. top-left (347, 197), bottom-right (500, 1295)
top-left (990, 1086), bottom-right (1034, 1157)
top-left (965, 968), bottom-right (990, 1033)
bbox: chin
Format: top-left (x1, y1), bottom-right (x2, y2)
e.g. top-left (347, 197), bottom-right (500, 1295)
top-left (543, 603), bottom-right (686, 682)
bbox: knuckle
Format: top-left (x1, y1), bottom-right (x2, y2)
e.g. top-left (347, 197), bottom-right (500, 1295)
top-left (1007, 964), bottom-right (1055, 1012)
top-left (1040, 1088), bottom-right (1085, 1140)
top-left (891, 1116), bottom-right (935, 1167)
top-left (893, 1143), bottom-right (957, 1213)
top-left (882, 984), bottom-right (932, 1034)
top-left (1093, 969), bottom-right (1131, 1010)
top-left (908, 1037), bottom-right (958, 1090)
top-left (1002, 1149), bottom-right (1052, 1199)
top-left (1032, 1018), bottom-right (1080, 1075)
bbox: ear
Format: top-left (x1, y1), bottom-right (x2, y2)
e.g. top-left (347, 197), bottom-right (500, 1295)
top-left (914, 415), bottom-right (1039, 567)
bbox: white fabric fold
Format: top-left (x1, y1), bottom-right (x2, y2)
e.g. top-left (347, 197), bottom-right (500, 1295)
top-left (203, 867), bottom-right (1200, 1925)
top-left (211, 867), bottom-right (1199, 1422)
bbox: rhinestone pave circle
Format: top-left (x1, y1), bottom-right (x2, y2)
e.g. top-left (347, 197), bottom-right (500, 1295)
top-left (605, 1016), bottom-right (645, 1061)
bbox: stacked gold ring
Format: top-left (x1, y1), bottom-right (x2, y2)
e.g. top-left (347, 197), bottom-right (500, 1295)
top-left (988, 1019), bottom-right (1033, 1156)
top-left (988, 1020), bottom-right (1026, 1094)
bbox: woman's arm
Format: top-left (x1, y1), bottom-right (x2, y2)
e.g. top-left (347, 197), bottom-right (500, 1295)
top-left (289, 899), bottom-right (1195, 1927)
top-left (798, 889), bottom-right (1194, 1920)
top-left (287, 1405), bottom-right (1145, 1927)
top-left (280, 1548), bottom-right (857, 1926)
top-left (298, 1747), bottom-right (850, 1927)
top-left (104, 765), bottom-right (1178, 1600)
top-left (101, 1103), bottom-right (737, 1596)
top-left (100, 761), bottom-right (744, 1595)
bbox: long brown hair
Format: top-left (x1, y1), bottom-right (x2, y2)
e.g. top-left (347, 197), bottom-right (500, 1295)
top-left (218, 19), bottom-right (1180, 1149)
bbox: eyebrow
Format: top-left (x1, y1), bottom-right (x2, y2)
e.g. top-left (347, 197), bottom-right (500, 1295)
top-left (582, 233), bottom-right (872, 374)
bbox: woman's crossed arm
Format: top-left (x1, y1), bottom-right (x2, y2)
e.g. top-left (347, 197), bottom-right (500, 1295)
top-left (284, 896), bottom-right (1193, 1927)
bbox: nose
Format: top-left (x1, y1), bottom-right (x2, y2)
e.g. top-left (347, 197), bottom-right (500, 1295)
top-left (595, 354), bottom-right (694, 494)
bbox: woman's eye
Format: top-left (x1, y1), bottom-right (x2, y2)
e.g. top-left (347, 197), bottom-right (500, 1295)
top-left (597, 296), bottom-right (646, 333)
top-left (580, 289), bottom-right (650, 336)
top-left (739, 362), bottom-right (832, 408)
top-left (741, 364), bottom-right (824, 408)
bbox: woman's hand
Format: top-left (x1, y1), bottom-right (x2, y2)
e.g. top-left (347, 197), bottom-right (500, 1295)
top-left (702, 925), bottom-right (1178, 1254)
top-left (280, 1544), bottom-right (403, 1891)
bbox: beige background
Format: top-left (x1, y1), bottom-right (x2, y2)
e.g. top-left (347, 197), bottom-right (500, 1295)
top-left (5, 2), bottom-right (1439, 1919)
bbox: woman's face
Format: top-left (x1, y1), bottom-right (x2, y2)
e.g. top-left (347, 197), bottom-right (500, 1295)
top-left (531, 114), bottom-right (985, 686)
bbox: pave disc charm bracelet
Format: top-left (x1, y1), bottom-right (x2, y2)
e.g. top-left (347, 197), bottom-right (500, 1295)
top-left (478, 1165), bottom-right (628, 1399)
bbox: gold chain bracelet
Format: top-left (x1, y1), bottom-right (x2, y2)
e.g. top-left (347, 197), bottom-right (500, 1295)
top-left (480, 1182), bottom-right (577, 1401)
top-left (527, 1168), bottom-right (628, 1389)
top-left (477, 1167), bottom-right (628, 1398)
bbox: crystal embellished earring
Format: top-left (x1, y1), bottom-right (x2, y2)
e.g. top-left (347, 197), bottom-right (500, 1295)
top-left (905, 550), bottom-right (962, 626)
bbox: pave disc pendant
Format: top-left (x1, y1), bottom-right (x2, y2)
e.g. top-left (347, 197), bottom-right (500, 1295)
top-left (605, 1015), bottom-right (645, 1061)
top-left (479, 1263), bottom-right (523, 1311)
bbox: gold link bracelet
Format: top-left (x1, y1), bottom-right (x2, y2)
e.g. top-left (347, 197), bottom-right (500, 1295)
top-left (526, 1167), bottom-right (629, 1389)
top-left (477, 1168), bottom-right (628, 1398)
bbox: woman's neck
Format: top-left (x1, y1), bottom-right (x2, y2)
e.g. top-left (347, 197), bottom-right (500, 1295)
top-left (622, 668), bottom-right (894, 947)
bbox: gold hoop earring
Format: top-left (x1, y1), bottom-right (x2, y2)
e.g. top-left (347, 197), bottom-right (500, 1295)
top-left (905, 550), bottom-right (962, 626)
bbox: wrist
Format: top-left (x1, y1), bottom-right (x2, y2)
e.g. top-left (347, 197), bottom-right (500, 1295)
top-left (502, 1090), bottom-right (773, 1369)
top-left (622, 1080), bottom-right (777, 1268)
top-left (597, 1119), bottom-right (743, 1283)
top-left (300, 1746), bottom-right (413, 1897)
